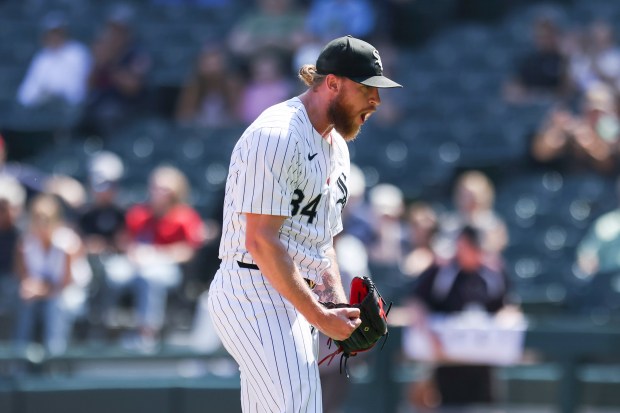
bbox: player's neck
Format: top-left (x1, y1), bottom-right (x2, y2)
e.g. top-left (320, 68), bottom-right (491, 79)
top-left (299, 91), bottom-right (334, 138)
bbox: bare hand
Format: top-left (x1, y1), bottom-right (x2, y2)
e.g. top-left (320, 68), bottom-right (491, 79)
top-left (550, 109), bottom-right (574, 129)
top-left (317, 307), bottom-right (361, 341)
top-left (20, 278), bottom-right (52, 301)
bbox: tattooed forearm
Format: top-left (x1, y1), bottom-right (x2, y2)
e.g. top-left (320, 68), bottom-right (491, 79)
top-left (317, 283), bottom-right (344, 303)
top-left (319, 245), bottom-right (348, 303)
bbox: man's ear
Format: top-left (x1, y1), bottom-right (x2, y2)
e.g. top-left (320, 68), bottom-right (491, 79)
top-left (325, 74), bottom-right (340, 94)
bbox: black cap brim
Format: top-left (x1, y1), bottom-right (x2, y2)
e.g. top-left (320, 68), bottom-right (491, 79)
top-left (351, 75), bottom-right (402, 88)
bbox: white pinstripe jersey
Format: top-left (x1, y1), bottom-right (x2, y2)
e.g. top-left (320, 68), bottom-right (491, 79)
top-left (219, 97), bottom-right (350, 285)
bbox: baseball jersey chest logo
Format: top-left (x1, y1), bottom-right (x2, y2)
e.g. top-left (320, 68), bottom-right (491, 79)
top-left (335, 172), bottom-right (348, 208)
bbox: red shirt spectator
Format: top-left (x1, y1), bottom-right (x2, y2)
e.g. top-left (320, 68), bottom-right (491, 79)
top-left (126, 203), bottom-right (204, 248)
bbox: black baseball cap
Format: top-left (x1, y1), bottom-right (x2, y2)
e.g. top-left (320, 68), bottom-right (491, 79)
top-left (316, 35), bottom-right (402, 89)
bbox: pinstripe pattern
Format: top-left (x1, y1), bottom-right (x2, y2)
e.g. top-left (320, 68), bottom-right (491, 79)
top-left (219, 97), bottom-right (350, 285)
top-left (208, 269), bottom-right (321, 413)
top-left (212, 97), bottom-right (351, 412)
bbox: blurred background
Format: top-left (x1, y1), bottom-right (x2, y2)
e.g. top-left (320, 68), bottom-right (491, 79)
top-left (2, 0), bottom-right (620, 412)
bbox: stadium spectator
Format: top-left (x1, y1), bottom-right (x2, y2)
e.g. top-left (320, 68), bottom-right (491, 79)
top-left (227, 0), bottom-right (305, 60)
top-left (437, 171), bottom-right (508, 269)
top-left (0, 176), bottom-right (26, 333)
top-left (44, 175), bottom-right (88, 222)
top-left (175, 44), bottom-right (243, 127)
top-left (238, 51), bottom-right (294, 125)
top-left (104, 166), bottom-right (205, 349)
top-left (76, 151), bottom-right (127, 333)
top-left (367, 183), bottom-right (408, 266)
top-left (402, 202), bottom-right (438, 278)
top-left (305, 0), bottom-right (376, 42)
top-left (14, 194), bottom-right (74, 355)
top-left (503, 15), bottom-right (571, 104)
top-left (78, 151), bottom-right (126, 255)
top-left (576, 177), bottom-right (620, 278)
top-left (531, 82), bottom-right (620, 175)
top-left (407, 226), bottom-right (511, 408)
top-left (569, 21), bottom-right (620, 95)
top-left (17, 11), bottom-right (91, 108)
top-left (79, 5), bottom-right (152, 136)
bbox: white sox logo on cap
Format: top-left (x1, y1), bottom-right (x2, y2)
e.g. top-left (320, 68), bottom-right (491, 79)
top-left (315, 35), bottom-right (402, 88)
top-left (372, 49), bottom-right (383, 72)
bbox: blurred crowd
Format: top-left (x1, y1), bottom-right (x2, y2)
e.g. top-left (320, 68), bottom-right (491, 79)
top-left (4, 0), bottom-right (620, 411)
top-left (12, 0), bottom-right (407, 137)
top-left (506, 13), bottom-right (620, 176)
top-left (0, 138), bottom-right (213, 353)
top-left (0, 0), bottom-right (408, 357)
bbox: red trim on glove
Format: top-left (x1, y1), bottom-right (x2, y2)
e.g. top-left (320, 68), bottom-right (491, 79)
top-left (349, 276), bottom-right (368, 305)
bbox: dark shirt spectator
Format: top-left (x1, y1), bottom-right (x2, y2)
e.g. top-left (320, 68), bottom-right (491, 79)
top-left (518, 49), bottom-right (566, 90)
top-left (80, 6), bottom-right (152, 136)
top-left (79, 151), bottom-right (127, 254)
top-left (413, 263), bottom-right (507, 315)
top-left (504, 16), bottom-right (571, 103)
top-left (409, 226), bottom-right (510, 407)
top-left (79, 203), bottom-right (125, 245)
top-left (79, 184), bottom-right (126, 254)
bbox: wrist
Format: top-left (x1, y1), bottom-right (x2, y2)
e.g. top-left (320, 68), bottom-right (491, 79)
top-left (305, 301), bottom-right (329, 327)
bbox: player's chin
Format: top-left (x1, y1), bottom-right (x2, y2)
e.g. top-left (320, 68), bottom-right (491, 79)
top-left (340, 130), bottom-right (359, 142)
top-left (338, 124), bottom-right (362, 142)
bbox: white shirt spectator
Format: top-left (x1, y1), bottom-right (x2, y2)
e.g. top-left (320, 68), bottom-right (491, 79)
top-left (17, 40), bottom-right (91, 107)
top-left (571, 48), bottom-right (620, 92)
top-left (568, 22), bottom-right (620, 93)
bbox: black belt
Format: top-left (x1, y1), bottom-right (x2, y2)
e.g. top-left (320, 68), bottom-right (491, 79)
top-left (237, 260), bottom-right (259, 270)
top-left (236, 261), bottom-right (316, 289)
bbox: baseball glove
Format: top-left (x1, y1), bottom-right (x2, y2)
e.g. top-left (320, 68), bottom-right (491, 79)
top-left (319, 276), bottom-right (391, 375)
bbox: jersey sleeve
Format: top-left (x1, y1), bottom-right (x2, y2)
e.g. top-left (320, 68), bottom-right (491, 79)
top-left (234, 127), bottom-right (298, 217)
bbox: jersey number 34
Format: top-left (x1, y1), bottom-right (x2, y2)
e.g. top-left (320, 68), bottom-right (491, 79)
top-left (291, 190), bottom-right (321, 223)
